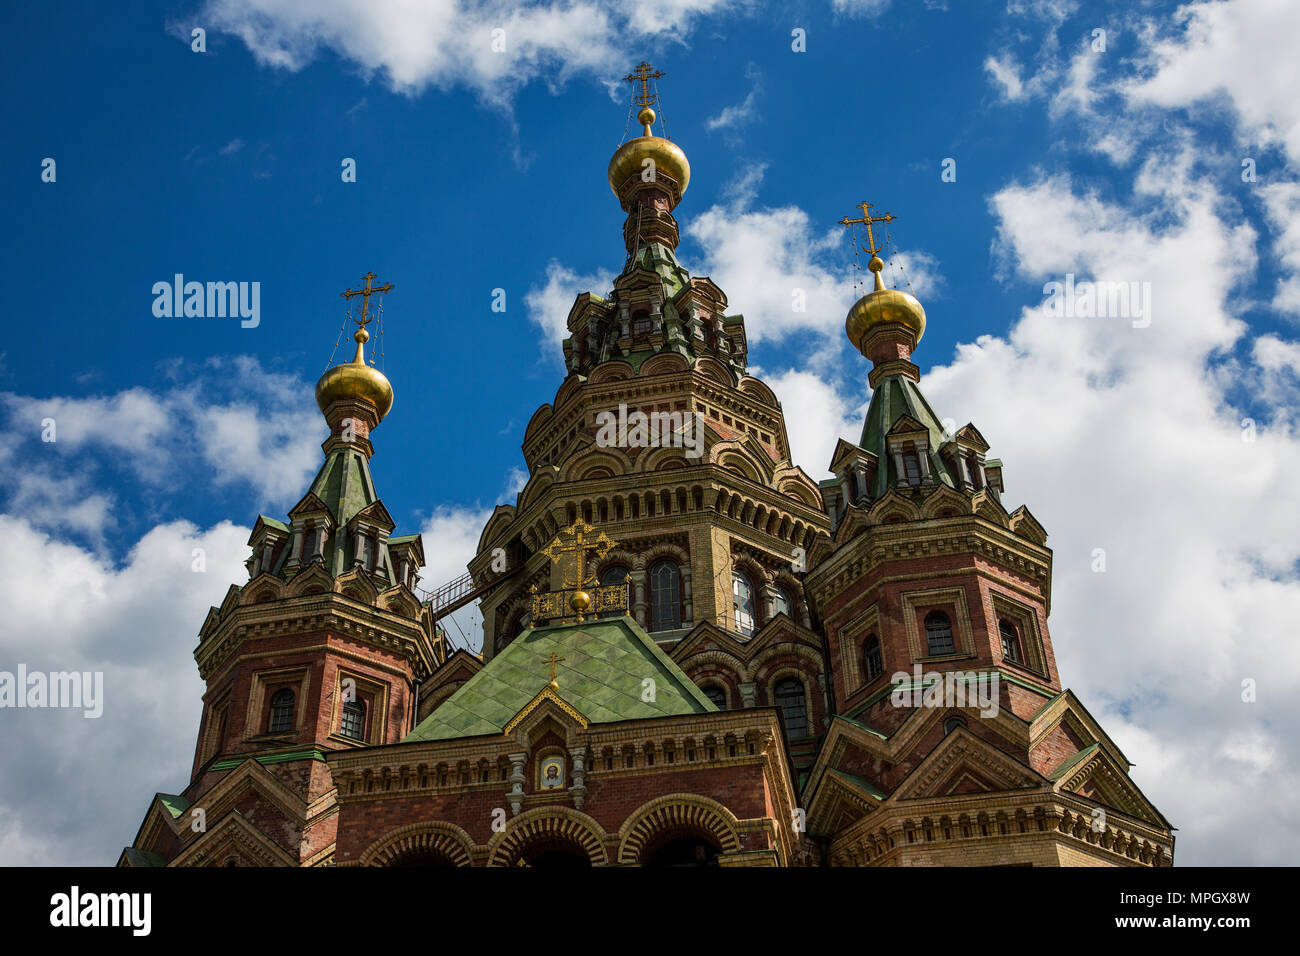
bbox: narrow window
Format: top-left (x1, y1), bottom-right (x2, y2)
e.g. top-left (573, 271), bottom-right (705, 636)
top-left (340, 698), bottom-right (366, 740)
top-left (864, 633), bottom-right (883, 682)
top-left (925, 611), bottom-right (955, 656)
top-left (902, 448), bottom-right (922, 486)
top-left (732, 571), bottom-right (756, 636)
top-left (774, 678), bottom-right (809, 739)
top-left (649, 560), bottom-right (681, 631)
top-left (268, 688), bottom-right (295, 733)
top-left (999, 619), bottom-right (1022, 664)
top-left (703, 685), bottom-right (726, 709)
top-left (772, 586), bottom-right (794, 620)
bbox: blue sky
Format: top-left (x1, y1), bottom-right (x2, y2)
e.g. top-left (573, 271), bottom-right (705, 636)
top-left (3, 0), bottom-right (1299, 867)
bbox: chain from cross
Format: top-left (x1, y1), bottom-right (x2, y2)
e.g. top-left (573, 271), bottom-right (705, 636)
top-left (340, 272), bottom-right (395, 331)
top-left (838, 202), bottom-right (895, 257)
top-left (622, 60), bottom-right (665, 109)
top-left (542, 652), bottom-right (566, 682)
top-left (541, 520), bottom-right (615, 589)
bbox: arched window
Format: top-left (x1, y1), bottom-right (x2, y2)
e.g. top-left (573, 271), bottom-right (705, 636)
top-left (943, 715), bottom-right (966, 736)
top-left (600, 565), bottom-right (629, 588)
top-left (268, 689), bottom-right (295, 733)
top-left (703, 685), bottom-right (727, 710)
top-left (774, 678), bottom-right (809, 739)
top-left (340, 698), bottom-right (366, 740)
top-left (732, 570), bottom-right (756, 637)
top-left (999, 619), bottom-right (1022, 664)
top-left (649, 560), bottom-right (681, 632)
top-left (772, 585), bottom-right (794, 620)
top-left (864, 633), bottom-right (883, 682)
top-left (924, 611), bottom-right (955, 656)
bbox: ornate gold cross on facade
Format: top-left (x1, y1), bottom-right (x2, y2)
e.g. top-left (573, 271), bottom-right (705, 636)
top-left (541, 520), bottom-right (614, 589)
top-left (838, 201), bottom-right (894, 257)
top-left (542, 652), bottom-right (566, 687)
top-left (622, 60), bottom-right (665, 109)
top-left (340, 272), bottom-right (394, 332)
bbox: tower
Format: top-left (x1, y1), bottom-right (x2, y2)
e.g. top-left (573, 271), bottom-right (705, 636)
top-left (120, 277), bottom-right (444, 867)
top-left (798, 208), bottom-right (1176, 865)
top-left (457, 64), bottom-right (835, 770)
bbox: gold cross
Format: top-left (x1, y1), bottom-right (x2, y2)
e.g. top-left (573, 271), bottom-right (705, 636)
top-left (838, 202), bottom-right (895, 257)
top-left (622, 60), bottom-right (665, 109)
top-left (542, 652), bottom-right (566, 682)
top-left (541, 521), bottom-right (615, 589)
top-left (340, 272), bottom-right (395, 331)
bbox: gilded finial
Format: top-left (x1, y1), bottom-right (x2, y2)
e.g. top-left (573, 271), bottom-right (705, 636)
top-left (838, 202), bottom-right (927, 358)
top-left (316, 271), bottom-right (396, 422)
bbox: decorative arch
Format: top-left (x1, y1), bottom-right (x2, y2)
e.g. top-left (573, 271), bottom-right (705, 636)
top-left (617, 794), bottom-right (742, 864)
top-left (640, 352), bottom-right (690, 376)
top-left (360, 821), bottom-right (476, 867)
top-left (867, 489), bottom-right (922, 525)
top-left (486, 807), bottom-right (608, 867)
top-left (736, 376), bottom-right (778, 407)
top-left (587, 360), bottom-right (635, 384)
top-left (523, 403), bottom-right (554, 445)
top-left (692, 357), bottom-right (735, 387)
top-left (558, 447), bottom-right (630, 482)
top-left (920, 484), bottom-right (970, 520)
top-left (476, 504), bottom-right (517, 553)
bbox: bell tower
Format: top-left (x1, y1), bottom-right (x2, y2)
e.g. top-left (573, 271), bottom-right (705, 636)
top-left (799, 209), bottom-right (1175, 866)
top-left (459, 65), bottom-right (835, 769)
top-left (122, 276), bottom-right (443, 867)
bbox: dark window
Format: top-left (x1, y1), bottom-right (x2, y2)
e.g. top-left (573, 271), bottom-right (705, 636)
top-left (774, 678), bottom-right (809, 739)
top-left (925, 611), bottom-right (955, 656)
top-left (703, 685), bottom-right (726, 709)
top-left (632, 310), bottom-right (651, 337)
top-left (772, 586), bottom-right (794, 620)
top-left (864, 633), bottom-right (883, 682)
top-left (944, 716), bottom-right (966, 736)
top-left (340, 698), bottom-right (366, 740)
top-left (268, 688), bottom-right (295, 733)
top-left (600, 565), bottom-right (629, 587)
top-left (999, 619), bottom-right (1022, 664)
top-left (733, 571), bottom-right (756, 636)
top-left (902, 449), bottom-right (922, 486)
top-left (649, 560), bottom-right (681, 631)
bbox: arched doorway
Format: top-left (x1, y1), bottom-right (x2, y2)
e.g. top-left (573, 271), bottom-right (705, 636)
top-left (514, 838), bottom-right (593, 868)
top-left (643, 834), bottom-right (721, 867)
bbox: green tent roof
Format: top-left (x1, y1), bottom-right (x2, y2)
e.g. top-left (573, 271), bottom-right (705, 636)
top-left (406, 616), bottom-right (716, 742)
top-left (860, 373), bottom-right (960, 496)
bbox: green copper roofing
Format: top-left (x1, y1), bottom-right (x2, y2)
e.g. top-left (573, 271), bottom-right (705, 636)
top-left (1049, 742), bottom-right (1101, 781)
top-left (307, 446), bottom-right (378, 528)
top-left (156, 793), bottom-right (190, 819)
top-left (256, 515), bottom-right (290, 533)
top-left (828, 769), bottom-right (887, 801)
top-left (406, 616), bottom-right (716, 742)
top-left (208, 747), bottom-right (328, 772)
top-left (121, 848), bottom-right (165, 867)
top-left (860, 373), bottom-right (960, 497)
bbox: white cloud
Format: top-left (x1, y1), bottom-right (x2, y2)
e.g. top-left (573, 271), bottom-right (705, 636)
top-left (198, 0), bottom-right (731, 102)
top-left (1124, 0), bottom-right (1300, 161)
top-left (984, 53), bottom-right (1027, 101)
top-left (524, 260), bottom-right (616, 355)
top-left (1261, 181), bottom-right (1300, 315)
top-left (705, 65), bottom-right (761, 134)
top-left (0, 515), bottom-right (249, 866)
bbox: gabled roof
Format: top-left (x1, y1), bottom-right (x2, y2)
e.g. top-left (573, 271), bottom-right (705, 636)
top-left (405, 616), bottom-right (716, 742)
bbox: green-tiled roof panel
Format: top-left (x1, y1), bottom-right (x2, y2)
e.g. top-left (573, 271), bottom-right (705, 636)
top-left (406, 617), bottom-right (716, 742)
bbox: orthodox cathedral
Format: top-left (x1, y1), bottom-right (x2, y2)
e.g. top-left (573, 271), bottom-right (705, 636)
top-left (120, 65), bottom-right (1174, 868)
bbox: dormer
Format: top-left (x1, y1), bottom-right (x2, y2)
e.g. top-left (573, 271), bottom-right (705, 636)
top-left (387, 534), bottom-right (426, 592)
top-left (347, 500), bottom-right (396, 582)
top-left (885, 415), bottom-right (934, 489)
top-left (939, 423), bottom-right (992, 492)
top-left (828, 438), bottom-right (879, 511)
top-left (285, 492), bottom-right (336, 574)
top-left (246, 516), bottom-right (290, 579)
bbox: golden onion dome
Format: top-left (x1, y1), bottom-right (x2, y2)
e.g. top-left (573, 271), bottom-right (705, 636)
top-left (845, 256), bottom-right (927, 355)
top-left (315, 329), bottom-right (394, 421)
top-left (608, 107), bottom-right (691, 199)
